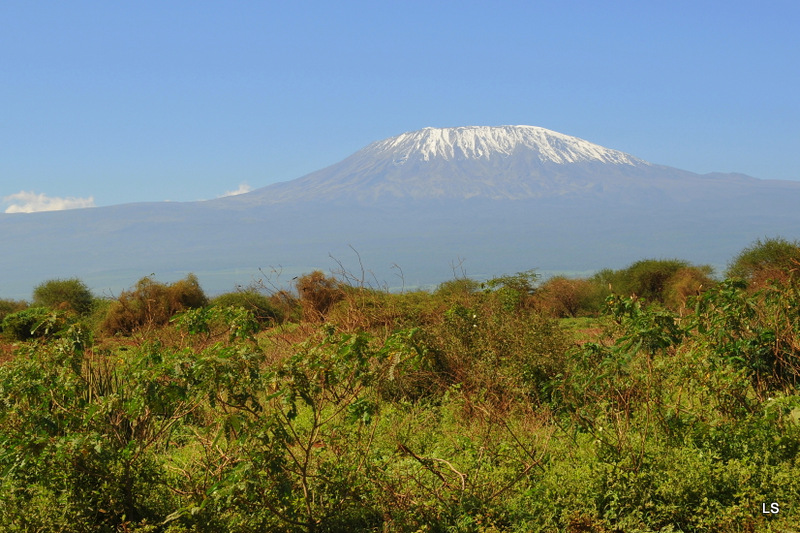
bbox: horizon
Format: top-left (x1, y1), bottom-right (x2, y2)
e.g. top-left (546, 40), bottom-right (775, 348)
top-left (2, 2), bottom-right (799, 213)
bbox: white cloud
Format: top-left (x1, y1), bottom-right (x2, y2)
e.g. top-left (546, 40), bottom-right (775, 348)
top-left (3, 191), bottom-right (96, 213)
top-left (219, 183), bottom-right (253, 198)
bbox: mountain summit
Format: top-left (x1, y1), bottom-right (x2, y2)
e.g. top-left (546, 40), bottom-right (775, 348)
top-left (362, 126), bottom-right (645, 165)
top-left (224, 125), bottom-right (738, 205)
top-left (368, 126), bottom-right (647, 165)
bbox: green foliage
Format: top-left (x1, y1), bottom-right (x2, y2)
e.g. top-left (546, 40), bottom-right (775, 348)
top-left (727, 236), bottom-right (800, 285)
top-left (173, 305), bottom-right (261, 344)
top-left (482, 269), bottom-right (539, 311)
top-left (606, 259), bottom-right (688, 299)
top-left (595, 259), bottom-right (715, 309)
top-left (1, 307), bottom-right (62, 341)
top-left (3, 264), bottom-right (800, 531)
top-left (210, 289), bottom-right (283, 324)
top-left (664, 263), bottom-right (715, 309)
top-left (434, 277), bottom-right (482, 299)
top-left (0, 298), bottom-right (28, 326)
top-left (687, 278), bottom-right (800, 393)
top-left (32, 277), bottom-right (94, 315)
top-left (0, 338), bottom-right (208, 530)
top-left (423, 293), bottom-right (571, 407)
top-left (606, 294), bottom-right (684, 355)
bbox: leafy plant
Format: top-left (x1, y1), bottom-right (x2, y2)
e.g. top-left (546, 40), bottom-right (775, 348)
top-left (4, 260), bottom-right (800, 531)
top-left (1, 307), bottom-right (59, 341)
top-left (0, 298), bottom-right (28, 325)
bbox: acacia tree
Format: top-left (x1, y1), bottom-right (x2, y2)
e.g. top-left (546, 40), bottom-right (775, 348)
top-left (32, 278), bottom-right (94, 315)
top-left (727, 236), bottom-right (800, 286)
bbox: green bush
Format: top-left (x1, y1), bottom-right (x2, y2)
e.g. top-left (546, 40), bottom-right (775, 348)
top-left (434, 277), bottom-right (482, 300)
top-left (1, 307), bottom-right (54, 341)
top-left (32, 277), bottom-right (94, 315)
top-left (664, 264), bottom-right (716, 309)
top-left (210, 289), bottom-right (283, 324)
top-left (727, 236), bottom-right (800, 286)
top-left (618, 259), bottom-right (690, 300)
top-left (687, 278), bottom-right (800, 392)
top-left (421, 297), bottom-right (570, 405)
top-left (0, 298), bottom-right (28, 325)
top-left (482, 269), bottom-right (539, 310)
top-left (6, 262), bottom-right (800, 531)
top-left (594, 259), bottom-right (714, 308)
top-left (0, 336), bottom-right (201, 530)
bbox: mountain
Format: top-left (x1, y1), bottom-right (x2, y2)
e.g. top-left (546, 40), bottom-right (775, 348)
top-left (215, 125), bottom-right (767, 206)
top-left (219, 126), bottom-right (654, 204)
top-left (2, 125), bottom-right (800, 299)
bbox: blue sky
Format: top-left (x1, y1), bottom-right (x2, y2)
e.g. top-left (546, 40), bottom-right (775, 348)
top-left (2, 1), bottom-right (798, 211)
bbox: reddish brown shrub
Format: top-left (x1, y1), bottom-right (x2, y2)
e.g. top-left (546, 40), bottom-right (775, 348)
top-left (535, 276), bottom-right (600, 318)
top-left (102, 274), bottom-right (208, 335)
top-left (664, 266), bottom-right (715, 310)
top-left (295, 271), bottom-right (345, 322)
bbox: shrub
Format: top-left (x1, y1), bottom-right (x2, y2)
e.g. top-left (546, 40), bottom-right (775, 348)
top-left (268, 289), bottom-right (301, 323)
top-left (688, 278), bottom-right (800, 393)
top-left (596, 259), bottom-right (714, 308)
top-left (295, 271), bottom-right (345, 321)
top-left (482, 270), bottom-right (539, 311)
top-left (421, 297), bottom-right (570, 405)
top-left (664, 265), bottom-right (716, 309)
top-left (727, 236), bottom-right (800, 286)
top-left (434, 278), bottom-right (481, 300)
top-left (0, 299), bottom-right (28, 326)
top-left (210, 289), bottom-right (283, 324)
top-left (1, 307), bottom-right (59, 341)
top-left (620, 259), bottom-right (690, 301)
top-left (535, 276), bottom-right (602, 317)
top-left (101, 274), bottom-right (208, 335)
top-left (5, 265), bottom-right (800, 530)
top-left (32, 278), bottom-right (94, 315)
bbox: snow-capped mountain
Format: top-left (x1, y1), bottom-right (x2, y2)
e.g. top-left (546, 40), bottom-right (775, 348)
top-left (219, 125), bottom-right (752, 205)
top-left (368, 126), bottom-right (646, 165)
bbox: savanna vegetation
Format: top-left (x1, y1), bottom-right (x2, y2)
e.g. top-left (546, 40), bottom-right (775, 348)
top-left (1, 237), bottom-right (799, 532)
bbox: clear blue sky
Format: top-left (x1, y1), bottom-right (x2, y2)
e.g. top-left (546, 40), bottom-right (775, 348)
top-left (2, 1), bottom-right (798, 211)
